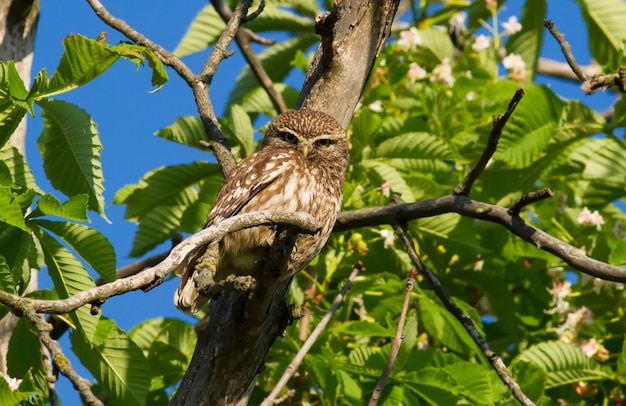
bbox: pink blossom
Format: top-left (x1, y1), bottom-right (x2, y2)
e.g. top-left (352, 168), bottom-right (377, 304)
top-left (368, 100), bottom-right (383, 112)
top-left (580, 338), bottom-right (600, 357)
top-left (545, 281), bottom-right (571, 315)
top-left (379, 229), bottom-right (395, 249)
top-left (381, 181), bottom-right (392, 197)
top-left (502, 16), bottom-right (522, 34)
top-left (502, 53), bottom-right (526, 81)
top-left (397, 27), bottom-right (422, 50)
top-left (430, 57), bottom-right (455, 86)
top-left (472, 34), bottom-right (490, 52)
top-left (407, 62), bottom-right (427, 83)
top-left (577, 207), bottom-right (604, 230)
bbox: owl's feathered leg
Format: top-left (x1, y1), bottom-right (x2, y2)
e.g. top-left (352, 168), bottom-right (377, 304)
top-left (174, 241), bottom-right (219, 313)
top-left (192, 242), bottom-right (219, 294)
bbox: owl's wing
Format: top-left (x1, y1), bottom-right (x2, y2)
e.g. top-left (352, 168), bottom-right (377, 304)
top-left (204, 150), bottom-right (292, 226)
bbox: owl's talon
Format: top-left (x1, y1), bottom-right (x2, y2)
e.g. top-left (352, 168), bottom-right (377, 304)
top-left (206, 275), bottom-right (257, 296)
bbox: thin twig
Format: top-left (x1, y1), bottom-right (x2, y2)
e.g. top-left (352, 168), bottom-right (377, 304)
top-left (85, 0), bottom-right (237, 175)
top-left (368, 267), bottom-right (417, 405)
top-left (260, 261), bottom-right (363, 406)
top-left (211, 0), bottom-right (288, 113)
top-left (393, 225), bottom-right (535, 406)
top-left (453, 89), bottom-right (525, 196)
top-left (17, 302), bottom-right (103, 406)
top-left (543, 20), bottom-right (587, 82)
top-left (0, 211), bottom-right (320, 314)
top-left (508, 188), bottom-right (554, 216)
top-left (543, 20), bottom-right (625, 95)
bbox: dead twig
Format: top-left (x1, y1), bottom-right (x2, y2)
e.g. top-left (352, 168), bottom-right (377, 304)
top-left (368, 266), bottom-right (417, 405)
top-left (544, 20), bottom-right (626, 95)
top-left (393, 225), bottom-right (535, 406)
top-left (453, 89), bottom-right (525, 196)
top-left (211, 0), bottom-right (288, 114)
top-left (509, 188), bottom-right (554, 217)
top-left (85, 0), bottom-right (239, 175)
top-left (17, 302), bottom-right (103, 406)
top-left (260, 261), bottom-right (363, 406)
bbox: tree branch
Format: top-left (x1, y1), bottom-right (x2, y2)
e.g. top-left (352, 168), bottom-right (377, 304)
top-left (368, 266), bottom-right (417, 405)
top-left (85, 0), bottom-right (237, 175)
top-left (454, 88), bottom-right (524, 196)
top-left (16, 302), bottom-right (103, 406)
top-left (544, 20), bottom-right (626, 95)
top-left (334, 195), bottom-right (626, 283)
top-left (210, 0), bottom-right (288, 114)
top-left (393, 225), bottom-right (535, 406)
top-left (0, 211), bottom-right (320, 314)
top-left (261, 262), bottom-right (362, 406)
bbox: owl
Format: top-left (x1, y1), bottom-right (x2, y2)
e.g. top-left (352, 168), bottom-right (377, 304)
top-left (174, 109), bottom-right (349, 313)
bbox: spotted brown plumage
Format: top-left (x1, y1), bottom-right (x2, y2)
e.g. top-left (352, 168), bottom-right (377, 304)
top-left (174, 110), bottom-right (349, 313)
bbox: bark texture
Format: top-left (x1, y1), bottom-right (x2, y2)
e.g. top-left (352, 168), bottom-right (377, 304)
top-left (170, 0), bottom-right (400, 404)
top-left (0, 0), bottom-right (39, 375)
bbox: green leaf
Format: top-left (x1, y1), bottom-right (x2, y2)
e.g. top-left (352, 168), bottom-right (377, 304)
top-left (506, 0), bottom-right (547, 81)
top-left (576, 0), bottom-right (626, 70)
top-left (419, 292), bottom-right (482, 355)
top-left (130, 193), bottom-right (196, 257)
top-left (443, 363), bottom-right (505, 405)
top-left (0, 160), bottom-right (13, 188)
top-left (511, 360), bottom-right (547, 403)
top-left (0, 143), bottom-right (40, 192)
top-left (174, 4), bottom-right (315, 58)
top-left (224, 104), bottom-right (255, 157)
top-left (37, 98), bottom-right (106, 217)
top-left (359, 160), bottom-right (415, 202)
top-left (330, 320), bottom-right (396, 337)
top-left (0, 189), bottom-right (29, 232)
top-left (617, 336), bottom-right (626, 379)
top-left (0, 105), bottom-right (26, 151)
top-left (174, 5), bottom-right (225, 57)
top-left (72, 318), bottom-right (150, 406)
top-left (403, 367), bottom-right (462, 405)
top-left (45, 34), bottom-right (121, 97)
top-left (0, 377), bottom-right (33, 406)
top-left (117, 162), bottom-right (220, 222)
top-left (0, 256), bottom-right (16, 294)
top-left (239, 83), bottom-right (300, 116)
top-left (373, 132), bottom-right (452, 160)
top-left (32, 226), bottom-right (99, 340)
top-left (0, 228), bottom-right (34, 294)
top-left (227, 34), bottom-right (319, 108)
top-left (495, 84), bottom-right (564, 168)
top-left (515, 341), bottom-right (613, 388)
top-left (154, 116), bottom-right (207, 150)
top-left (33, 219), bottom-right (116, 282)
top-left (417, 28), bottom-right (455, 62)
top-left (244, 4), bottom-right (314, 33)
top-left (35, 193), bottom-right (89, 221)
top-left (7, 318), bottom-right (41, 378)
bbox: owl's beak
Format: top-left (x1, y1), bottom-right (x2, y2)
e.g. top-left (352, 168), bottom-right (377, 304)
top-left (300, 144), bottom-right (311, 158)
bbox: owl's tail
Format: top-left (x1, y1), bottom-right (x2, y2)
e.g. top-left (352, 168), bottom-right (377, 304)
top-left (174, 242), bottom-right (217, 313)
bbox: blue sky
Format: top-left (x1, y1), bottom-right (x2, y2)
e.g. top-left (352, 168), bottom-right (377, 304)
top-left (23, 0), bottom-right (617, 403)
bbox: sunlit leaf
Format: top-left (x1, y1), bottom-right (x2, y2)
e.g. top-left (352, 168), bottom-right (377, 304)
top-left (72, 318), bottom-right (150, 406)
top-left (33, 219), bottom-right (116, 282)
top-left (37, 98), bottom-right (106, 218)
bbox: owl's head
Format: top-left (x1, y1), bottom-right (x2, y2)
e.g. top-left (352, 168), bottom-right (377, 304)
top-left (262, 110), bottom-right (348, 162)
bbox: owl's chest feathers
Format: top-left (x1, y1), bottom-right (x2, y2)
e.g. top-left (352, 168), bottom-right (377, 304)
top-left (217, 159), bottom-right (343, 277)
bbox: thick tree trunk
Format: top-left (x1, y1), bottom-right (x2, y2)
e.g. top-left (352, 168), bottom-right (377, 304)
top-left (170, 0), bottom-right (399, 404)
top-left (0, 0), bottom-right (39, 376)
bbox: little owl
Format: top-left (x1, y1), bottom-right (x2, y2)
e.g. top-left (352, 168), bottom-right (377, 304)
top-left (174, 109), bottom-right (348, 313)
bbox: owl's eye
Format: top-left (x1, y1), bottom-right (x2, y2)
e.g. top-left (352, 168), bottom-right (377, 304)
top-left (315, 139), bottom-right (331, 148)
top-left (280, 132), bottom-right (298, 143)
